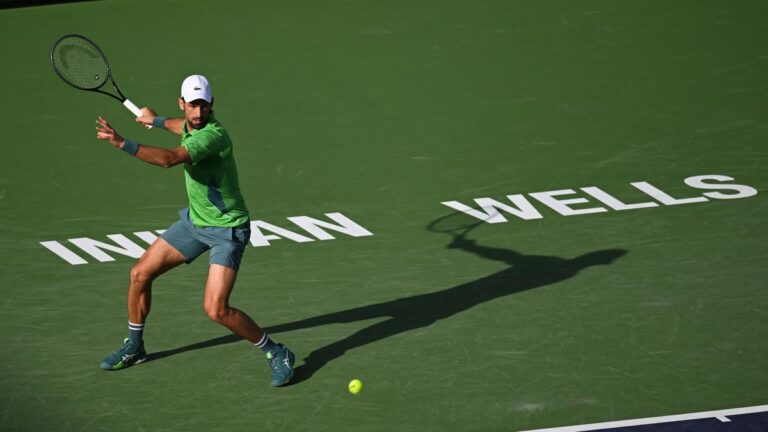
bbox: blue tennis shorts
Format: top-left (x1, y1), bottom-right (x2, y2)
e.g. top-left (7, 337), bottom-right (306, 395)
top-left (161, 208), bottom-right (251, 270)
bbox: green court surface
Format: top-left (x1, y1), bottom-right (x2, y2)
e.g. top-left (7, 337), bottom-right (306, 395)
top-left (1, 1), bottom-right (767, 431)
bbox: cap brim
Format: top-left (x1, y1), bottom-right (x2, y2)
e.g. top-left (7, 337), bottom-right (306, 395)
top-left (181, 93), bottom-right (212, 103)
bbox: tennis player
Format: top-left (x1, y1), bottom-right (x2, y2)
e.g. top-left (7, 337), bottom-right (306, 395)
top-left (95, 75), bottom-right (295, 387)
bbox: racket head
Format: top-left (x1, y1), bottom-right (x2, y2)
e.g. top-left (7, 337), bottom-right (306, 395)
top-left (50, 34), bottom-right (110, 91)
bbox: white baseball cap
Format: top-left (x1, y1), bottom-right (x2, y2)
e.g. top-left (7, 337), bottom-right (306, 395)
top-left (181, 74), bottom-right (213, 102)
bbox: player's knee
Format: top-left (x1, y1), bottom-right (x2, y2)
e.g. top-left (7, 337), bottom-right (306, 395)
top-left (204, 302), bottom-right (229, 323)
top-left (130, 264), bottom-right (155, 286)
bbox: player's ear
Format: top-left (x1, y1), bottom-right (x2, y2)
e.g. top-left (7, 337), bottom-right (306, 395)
top-left (178, 97), bottom-right (185, 111)
top-left (209, 97), bottom-right (214, 109)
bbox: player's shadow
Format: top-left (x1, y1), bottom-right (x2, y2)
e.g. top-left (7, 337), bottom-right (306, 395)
top-left (266, 238), bottom-right (627, 385)
top-left (147, 333), bottom-right (242, 362)
top-left (148, 237), bottom-right (627, 383)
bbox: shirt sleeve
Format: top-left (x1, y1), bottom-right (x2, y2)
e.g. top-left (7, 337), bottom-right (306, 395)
top-left (182, 130), bottom-right (224, 164)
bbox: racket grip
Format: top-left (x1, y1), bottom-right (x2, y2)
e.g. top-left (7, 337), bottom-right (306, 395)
top-left (123, 99), bottom-right (153, 129)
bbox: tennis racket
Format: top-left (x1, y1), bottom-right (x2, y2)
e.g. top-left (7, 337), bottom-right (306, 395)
top-left (50, 34), bottom-right (148, 125)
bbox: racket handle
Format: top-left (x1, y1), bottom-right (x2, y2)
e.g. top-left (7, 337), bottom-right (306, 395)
top-left (123, 99), bottom-right (153, 129)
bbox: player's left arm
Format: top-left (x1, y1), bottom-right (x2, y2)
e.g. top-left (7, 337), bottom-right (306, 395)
top-left (96, 116), bottom-right (190, 168)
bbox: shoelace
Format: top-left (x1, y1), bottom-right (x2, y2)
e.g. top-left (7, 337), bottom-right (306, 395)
top-left (269, 352), bottom-right (291, 372)
top-left (109, 341), bottom-right (129, 356)
top-left (270, 355), bottom-right (282, 371)
top-left (115, 340), bottom-right (140, 356)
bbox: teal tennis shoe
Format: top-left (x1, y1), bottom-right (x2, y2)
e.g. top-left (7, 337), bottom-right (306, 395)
top-left (266, 344), bottom-right (295, 386)
top-left (100, 338), bottom-right (147, 370)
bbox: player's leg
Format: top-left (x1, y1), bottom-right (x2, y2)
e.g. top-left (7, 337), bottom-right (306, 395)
top-left (100, 238), bottom-right (191, 371)
top-left (202, 264), bottom-right (264, 340)
top-left (101, 209), bottom-right (208, 371)
top-left (203, 221), bottom-right (295, 386)
top-left (202, 264), bottom-right (294, 386)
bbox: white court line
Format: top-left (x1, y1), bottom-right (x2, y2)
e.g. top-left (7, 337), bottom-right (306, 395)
top-left (520, 404), bottom-right (768, 432)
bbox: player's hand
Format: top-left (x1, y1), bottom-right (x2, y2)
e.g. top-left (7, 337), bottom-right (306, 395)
top-left (135, 107), bottom-right (157, 129)
top-left (96, 116), bottom-right (125, 149)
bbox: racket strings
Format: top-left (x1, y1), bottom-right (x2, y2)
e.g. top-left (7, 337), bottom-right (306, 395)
top-left (52, 37), bottom-right (108, 90)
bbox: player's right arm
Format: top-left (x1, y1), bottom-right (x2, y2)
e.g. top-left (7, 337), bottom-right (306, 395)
top-left (135, 108), bottom-right (185, 136)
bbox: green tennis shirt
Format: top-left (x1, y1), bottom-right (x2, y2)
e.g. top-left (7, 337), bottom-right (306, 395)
top-left (180, 113), bottom-right (250, 227)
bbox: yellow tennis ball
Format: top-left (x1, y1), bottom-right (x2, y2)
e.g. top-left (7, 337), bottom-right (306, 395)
top-left (348, 379), bottom-right (363, 394)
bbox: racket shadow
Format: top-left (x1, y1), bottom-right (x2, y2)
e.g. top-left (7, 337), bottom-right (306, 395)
top-left (273, 238), bottom-right (628, 385)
